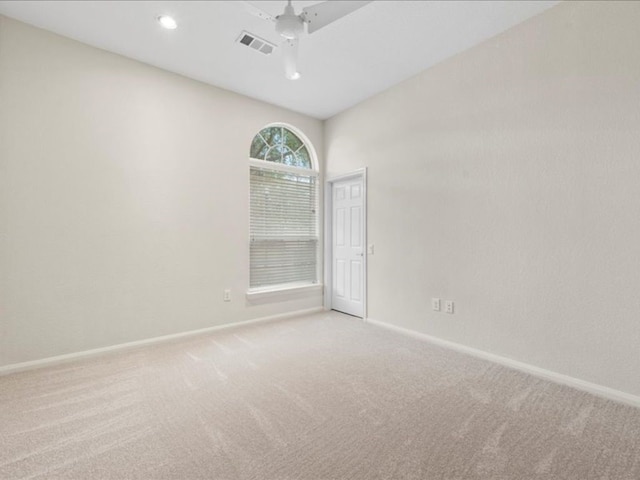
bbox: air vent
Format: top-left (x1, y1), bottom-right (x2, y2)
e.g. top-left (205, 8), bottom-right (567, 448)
top-left (236, 31), bottom-right (275, 55)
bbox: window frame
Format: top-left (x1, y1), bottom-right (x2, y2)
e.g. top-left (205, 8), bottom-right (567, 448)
top-left (246, 124), bottom-right (321, 301)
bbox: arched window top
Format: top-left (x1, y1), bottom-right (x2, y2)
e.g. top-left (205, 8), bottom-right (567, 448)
top-left (250, 125), bottom-right (312, 169)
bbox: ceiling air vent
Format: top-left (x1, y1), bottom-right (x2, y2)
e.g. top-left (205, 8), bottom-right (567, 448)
top-left (236, 31), bottom-right (276, 56)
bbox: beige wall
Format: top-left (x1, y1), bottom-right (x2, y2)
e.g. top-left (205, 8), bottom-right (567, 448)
top-left (0, 16), bottom-right (323, 366)
top-left (3, 1), bottom-right (640, 398)
top-left (325, 1), bottom-right (640, 397)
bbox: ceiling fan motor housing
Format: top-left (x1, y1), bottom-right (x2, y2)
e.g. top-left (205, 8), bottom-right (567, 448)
top-left (275, 4), bottom-right (304, 39)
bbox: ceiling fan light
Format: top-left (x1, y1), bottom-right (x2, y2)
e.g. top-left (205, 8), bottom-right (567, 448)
top-left (157, 15), bottom-right (177, 30)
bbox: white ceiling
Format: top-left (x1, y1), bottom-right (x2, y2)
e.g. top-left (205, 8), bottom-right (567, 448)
top-left (0, 1), bottom-right (559, 119)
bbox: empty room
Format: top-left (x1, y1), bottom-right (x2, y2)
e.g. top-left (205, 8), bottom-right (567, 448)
top-left (1, 1), bottom-right (639, 478)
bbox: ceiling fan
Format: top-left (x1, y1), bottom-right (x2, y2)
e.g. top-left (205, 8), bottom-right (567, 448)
top-left (242, 1), bottom-right (372, 80)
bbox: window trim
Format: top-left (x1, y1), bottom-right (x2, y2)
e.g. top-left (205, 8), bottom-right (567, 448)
top-left (245, 283), bottom-right (323, 304)
top-left (247, 124), bottom-right (322, 299)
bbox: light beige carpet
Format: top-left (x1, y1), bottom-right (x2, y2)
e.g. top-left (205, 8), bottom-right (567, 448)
top-left (1, 311), bottom-right (639, 480)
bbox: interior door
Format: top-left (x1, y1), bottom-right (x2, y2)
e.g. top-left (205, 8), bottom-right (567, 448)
top-left (331, 177), bottom-right (364, 317)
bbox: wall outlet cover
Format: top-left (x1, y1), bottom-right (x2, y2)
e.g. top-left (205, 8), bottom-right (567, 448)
top-left (446, 300), bottom-right (454, 314)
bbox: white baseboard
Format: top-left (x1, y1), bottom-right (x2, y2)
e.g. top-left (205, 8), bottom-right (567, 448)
top-left (365, 317), bottom-right (640, 409)
top-left (0, 307), bottom-right (324, 376)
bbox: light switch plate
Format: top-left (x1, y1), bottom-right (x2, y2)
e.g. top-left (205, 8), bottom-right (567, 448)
top-left (432, 298), bottom-right (441, 312)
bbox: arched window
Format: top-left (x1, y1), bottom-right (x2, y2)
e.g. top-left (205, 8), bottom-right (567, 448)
top-left (250, 126), bottom-right (312, 168)
top-left (249, 125), bottom-right (319, 291)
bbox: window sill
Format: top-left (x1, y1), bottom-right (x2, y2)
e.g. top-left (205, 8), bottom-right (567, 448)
top-left (246, 284), bottom-right (323, 304)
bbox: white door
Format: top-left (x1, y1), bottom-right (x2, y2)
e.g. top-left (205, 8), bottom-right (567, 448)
top-left (332, 177), bottom-right (364, 317)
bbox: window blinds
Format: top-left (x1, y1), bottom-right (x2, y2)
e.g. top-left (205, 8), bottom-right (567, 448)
top-left (250, 166), bottom-right (318, 289)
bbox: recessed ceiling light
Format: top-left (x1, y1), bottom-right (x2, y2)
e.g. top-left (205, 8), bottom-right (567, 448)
top-left (157, 15), bottom-right (177, 30)
top-left (288, 72), bottom-right (301, 81)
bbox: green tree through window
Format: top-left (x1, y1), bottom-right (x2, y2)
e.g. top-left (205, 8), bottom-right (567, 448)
top-left (250, 126), bottom-right (311, 169)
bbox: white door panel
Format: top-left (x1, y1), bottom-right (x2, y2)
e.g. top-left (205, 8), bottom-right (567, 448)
top-left (350, 260), bottom-right (361, 302)
top-left (336, 259), bottom-right (346, 298)
top-left (350, 206), bottom-right (361, 247)
top-left (332, 177), bottom-right (364, 317)
top-left (336, 208), bottom-right (345, 246)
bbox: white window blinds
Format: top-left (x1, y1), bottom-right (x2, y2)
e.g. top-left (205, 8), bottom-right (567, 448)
top-left (250, 165), bottom-right (318, 289)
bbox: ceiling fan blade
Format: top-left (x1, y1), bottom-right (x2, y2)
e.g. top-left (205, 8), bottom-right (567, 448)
top-left (281, 38), bottom-right (300, 80)
top-left (301, 1), bottom-right (371, 34)
top-left (242, 1), bottom-right (275, 23)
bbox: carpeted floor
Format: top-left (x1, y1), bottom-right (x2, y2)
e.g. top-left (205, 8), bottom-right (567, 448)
top-left (1, 311), bottom-right (639, 479)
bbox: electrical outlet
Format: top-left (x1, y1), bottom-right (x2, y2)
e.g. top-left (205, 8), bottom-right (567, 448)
top-left (223, 289), bottom-right (231, 302)
top-left (432, 298), bottom-right (441, 312)
top-left (445, 300), bottom-right (454, 314)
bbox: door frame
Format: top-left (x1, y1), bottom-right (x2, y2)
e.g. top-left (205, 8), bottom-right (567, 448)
top-left (324, 167), bottom-right (368, 318)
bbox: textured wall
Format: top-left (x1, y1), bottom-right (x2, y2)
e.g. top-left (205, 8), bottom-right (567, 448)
top-left (325, 1), bottom-right (640, 396)
top-left (0, 16), bottom-right (323, 366)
